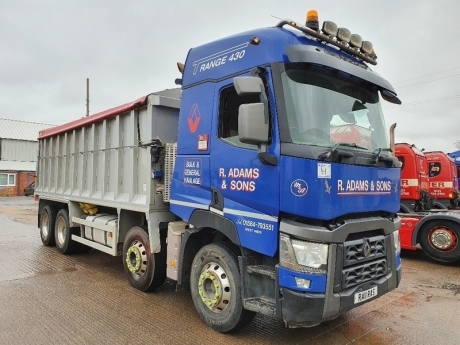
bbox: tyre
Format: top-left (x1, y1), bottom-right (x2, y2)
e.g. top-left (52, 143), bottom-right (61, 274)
top-left (419, 220), bottom-right (460, 263)
top-left (54, 209), bottom-right (81, 255)
top-left (122, 226), bottom-right (166, 292)
top-left (40, 205), bottom-right (56, 246)
top-left (190, 242), bottom-right (255, 333)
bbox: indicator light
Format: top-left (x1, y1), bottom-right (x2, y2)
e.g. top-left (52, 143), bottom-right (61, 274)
top-left (305, 10), bottom-right (319, 31)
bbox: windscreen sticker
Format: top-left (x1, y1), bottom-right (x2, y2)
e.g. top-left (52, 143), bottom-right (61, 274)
top-left (184, 159), bottom-right (202, 186)
top-left (318, 163), bottom-right (331, 178)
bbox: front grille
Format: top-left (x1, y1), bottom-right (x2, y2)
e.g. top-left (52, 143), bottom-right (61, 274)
top-left (344, 235), bottom-right (386, 266)
top-left (335, 234), bottom-right (388, 291)
top-left (342, 258), bottom-right (387, 289)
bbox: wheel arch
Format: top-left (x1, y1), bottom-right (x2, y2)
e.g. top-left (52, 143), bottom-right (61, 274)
top-left (433, 201), bottom-right (448, 210)
top-left (413, 213), bottom-right (460, 245)
top-left (399, 203), bottom-right (412, 214)
top-left (176, 210), bottom-right (241, 291)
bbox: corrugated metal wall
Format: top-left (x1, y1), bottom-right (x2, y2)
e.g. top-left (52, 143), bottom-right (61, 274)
top-left (0, 139), bottom-right (38, 162)
top-left (36, 93), bottom-right (180, 211)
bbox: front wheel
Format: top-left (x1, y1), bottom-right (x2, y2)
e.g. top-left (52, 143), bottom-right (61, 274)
top-left (122, 226), bottom-right (166, 292)
top-left (190, 242), bottom-right (255, 333)
top-left (419, 220), bottom-right (460, 262)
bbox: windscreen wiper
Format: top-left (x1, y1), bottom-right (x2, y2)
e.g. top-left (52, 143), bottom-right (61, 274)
top-left (371, 148), bottom-right (396, 166)
top-left (318, 143), bottom-right (354, 160)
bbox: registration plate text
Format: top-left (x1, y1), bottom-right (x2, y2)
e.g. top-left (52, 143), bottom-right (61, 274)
top-left (354, 286), bottom-right (378, 304)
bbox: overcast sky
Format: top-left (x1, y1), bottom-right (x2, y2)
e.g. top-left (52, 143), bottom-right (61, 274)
top-left (1, 0), bottom-right (459, 153)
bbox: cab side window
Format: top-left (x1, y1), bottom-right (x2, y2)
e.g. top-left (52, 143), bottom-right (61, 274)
top-left (218, 86), bottom-right (261, 149)
top-left (429, 162), bottom-right (441, 177)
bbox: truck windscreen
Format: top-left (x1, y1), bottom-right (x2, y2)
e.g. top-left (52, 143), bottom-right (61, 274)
top-left (279, 63), bottom-right (389, 152)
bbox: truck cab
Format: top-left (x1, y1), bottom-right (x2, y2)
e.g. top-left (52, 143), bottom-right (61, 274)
top-left (449, 150), bottom-right (460, 190)
top-left (425, 151), bottom-right (460, 209)
top-left (170, 12), bottom-right (402, 329)
top-left (395, 143), bottom-right (434, 212)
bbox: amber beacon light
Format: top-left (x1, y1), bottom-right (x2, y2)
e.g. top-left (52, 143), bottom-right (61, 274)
top-left (305, 10), bottom-right (319, 30)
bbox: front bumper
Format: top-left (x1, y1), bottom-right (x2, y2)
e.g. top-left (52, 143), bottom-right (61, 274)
top-left (280, 264), bottom-right (401, 328)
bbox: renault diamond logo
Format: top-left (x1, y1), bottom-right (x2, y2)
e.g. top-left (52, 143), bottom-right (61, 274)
top-left (363, 240), bottom-right (371, 258)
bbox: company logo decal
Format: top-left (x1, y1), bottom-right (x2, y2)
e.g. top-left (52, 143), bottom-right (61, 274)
top-left (291, 179), bottom-right (308, 197)
top-left (363, 240), bottom-right (371, 258)
top-left (187, 104), bottom-right (201, 133)
top-left (192, 42), bottom-right (249, 75)
top-left (324, 180), bottom-right (332, 194)
top-left (337, 179), bottom-right (392, 196)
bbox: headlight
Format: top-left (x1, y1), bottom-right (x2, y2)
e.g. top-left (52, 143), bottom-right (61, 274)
top-left (280, 233), bottom-right (328, 273)
top-left (291, 239), bottom-right (328, 268)
top-left (393, 230), bottom-right (401, 255)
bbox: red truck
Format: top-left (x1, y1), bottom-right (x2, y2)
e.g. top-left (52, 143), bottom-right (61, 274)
top-left (395, 143), bottom-right (434, 212)
top-left (399, 213), bottom-right (460, 263)
top-left (395, 145), bottom-right (460, 262)
top-left (425, 151), bottom-right (460, 209)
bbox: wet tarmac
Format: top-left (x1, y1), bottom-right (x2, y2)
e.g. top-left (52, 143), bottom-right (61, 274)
top-left (1, 197), bottom-right (459, 344)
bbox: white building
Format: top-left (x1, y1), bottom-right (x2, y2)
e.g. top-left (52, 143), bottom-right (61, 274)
top-left (0, 119), bottom-right (54, 196)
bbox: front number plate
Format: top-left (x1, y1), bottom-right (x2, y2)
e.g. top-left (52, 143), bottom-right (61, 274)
top-left (354, 286), bottom-right (377, 304)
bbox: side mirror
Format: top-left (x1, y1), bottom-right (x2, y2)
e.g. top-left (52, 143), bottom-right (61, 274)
top-left (234, 76), bottom-right (264, 95)
top-left (381, 89), bottom-right (402, 105)
top-left (238, 103), bottom-right (269, 144)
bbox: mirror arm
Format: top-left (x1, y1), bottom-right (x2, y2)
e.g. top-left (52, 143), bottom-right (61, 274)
top-left (258, 152), bottom-right (278, 166)
top-left (259, 84), bottom-right (269, 124)
top-left (258, 144), bottom-right (278, 166)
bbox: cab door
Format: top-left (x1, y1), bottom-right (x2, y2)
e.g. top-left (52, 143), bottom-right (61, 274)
top-left (210, 74), bottom-right (280, 256)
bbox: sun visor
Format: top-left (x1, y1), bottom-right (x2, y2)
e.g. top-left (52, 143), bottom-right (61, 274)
top-left (286, 45), bottom-right (396, 94)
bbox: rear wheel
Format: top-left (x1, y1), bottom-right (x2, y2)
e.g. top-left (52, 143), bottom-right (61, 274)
top-left (190, 242), bottom-right (255, 333)
top-left (55, 209), bottom-right (81, 254)
top-left (122, 226), bottom-right (166, 292)
top-left (419, 220), bottom-right (460, 262)
top-left (40, 205), bottom-right (56, 246)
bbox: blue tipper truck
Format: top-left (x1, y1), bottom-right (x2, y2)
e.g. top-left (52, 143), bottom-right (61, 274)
top-left (36, 11), bottom-right (402, 332)
top-left (449, 150), bottom-right (460, 188)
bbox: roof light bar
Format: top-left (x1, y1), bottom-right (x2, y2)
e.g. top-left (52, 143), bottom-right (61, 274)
top-left (276, 11), bottom-right (378, 65)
